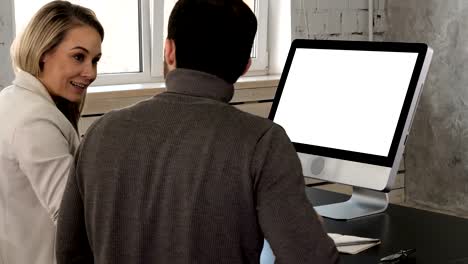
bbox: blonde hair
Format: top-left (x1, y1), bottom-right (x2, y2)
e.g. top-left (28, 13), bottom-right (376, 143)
top-left (11, 0), bottom-right (104, 131)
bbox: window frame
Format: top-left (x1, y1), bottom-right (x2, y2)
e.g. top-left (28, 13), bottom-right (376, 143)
top-left (149, 0), bottom-right (269, 78)
top-left (246, 0), bottom-right (269, 75)
top-left (93, 0), bottom-right (154, 86)
top-left (10, 0), bottom-right (269, 86)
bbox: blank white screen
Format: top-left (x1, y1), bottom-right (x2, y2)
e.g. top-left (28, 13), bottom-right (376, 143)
top-left (274, 48), bottom-right (418, 157)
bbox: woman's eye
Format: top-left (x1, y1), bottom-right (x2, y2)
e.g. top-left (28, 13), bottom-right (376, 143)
top-left (73, 54), bottom-right (84, 62)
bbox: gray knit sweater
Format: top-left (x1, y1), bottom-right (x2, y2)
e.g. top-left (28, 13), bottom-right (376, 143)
top-left (56, 69), bottom-right (339, 264)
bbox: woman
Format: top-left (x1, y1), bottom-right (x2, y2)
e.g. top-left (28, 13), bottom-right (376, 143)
top-left (0, 1), bottom-right (103, 263)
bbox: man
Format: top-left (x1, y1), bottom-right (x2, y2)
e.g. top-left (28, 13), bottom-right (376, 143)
top-left (56, 0), bottom-right (339, 263)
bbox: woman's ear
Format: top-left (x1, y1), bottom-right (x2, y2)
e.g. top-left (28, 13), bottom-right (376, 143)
top-left (41, 50), bottom-right (53, 64)
top-left (39, 53), bottom-right (48, 71)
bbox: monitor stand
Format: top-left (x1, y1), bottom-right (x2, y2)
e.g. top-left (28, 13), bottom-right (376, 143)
top-left (314, 187), bottom-right (389, 220)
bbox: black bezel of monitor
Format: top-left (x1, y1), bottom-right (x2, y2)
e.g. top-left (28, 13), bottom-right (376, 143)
top-left (269, 39), bottom-right (428, 167)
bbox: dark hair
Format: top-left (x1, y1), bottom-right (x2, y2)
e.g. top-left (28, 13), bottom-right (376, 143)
top-left (167, 0), bottom-right (257, 83)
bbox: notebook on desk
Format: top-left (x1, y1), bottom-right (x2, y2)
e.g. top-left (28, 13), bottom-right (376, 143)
top-left (328, 233), bottom-right (381, 254)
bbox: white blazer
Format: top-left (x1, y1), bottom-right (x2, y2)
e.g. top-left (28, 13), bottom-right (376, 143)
top-left (0, 71), bottom-right (80, 264)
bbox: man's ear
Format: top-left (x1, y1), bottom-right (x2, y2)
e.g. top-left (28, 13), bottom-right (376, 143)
top-left (164, 38), bottom-right (176, 67)
top-left (241, 58), bottom-right (252, 76)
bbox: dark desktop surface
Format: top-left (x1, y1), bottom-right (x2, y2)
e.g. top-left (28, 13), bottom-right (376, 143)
top-left (305, 188), bottom-right (468, 264)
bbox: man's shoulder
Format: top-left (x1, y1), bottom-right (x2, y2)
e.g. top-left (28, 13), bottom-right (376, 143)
top-left (86, 98), bottom-right (154, 130)
top-left (228, 104), bottom-right (273, 124)
top-left (230, 106), bottom-right (289, 134)
top-left (82, 96), bottom-right (283, 142)
top-left (80, 107), bottom-right (131, 143)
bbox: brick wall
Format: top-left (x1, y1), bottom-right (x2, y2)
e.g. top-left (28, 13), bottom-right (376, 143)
top-left (291, 0), bottom-right (387, 41)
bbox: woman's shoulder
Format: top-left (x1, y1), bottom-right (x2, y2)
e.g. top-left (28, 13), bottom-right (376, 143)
top-left (1, 85), bottom-right (74, 133)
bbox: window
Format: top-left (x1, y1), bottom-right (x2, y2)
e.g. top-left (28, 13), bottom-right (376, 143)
top-left (12, 0), bottom-right (269, 86)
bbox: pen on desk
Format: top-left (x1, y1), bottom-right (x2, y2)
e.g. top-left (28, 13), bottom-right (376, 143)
top-left (335, 239), bottom-right (380, 247)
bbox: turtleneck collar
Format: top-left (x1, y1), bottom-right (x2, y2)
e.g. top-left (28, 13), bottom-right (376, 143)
top-left (165, 68), bottom-right (234, 103)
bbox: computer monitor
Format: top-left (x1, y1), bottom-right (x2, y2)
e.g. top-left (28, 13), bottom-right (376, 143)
top-left (269, 39), bottom-right (433, 220)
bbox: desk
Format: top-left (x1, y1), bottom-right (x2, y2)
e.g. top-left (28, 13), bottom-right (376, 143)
top-left (260, 187), bottom-right (468, 264)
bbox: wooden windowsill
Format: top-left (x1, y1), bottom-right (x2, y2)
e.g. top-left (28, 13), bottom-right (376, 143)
top-left (82, 74), bottom-right (280, 116)
top-left (86, 74), bottom-right (281, 98)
